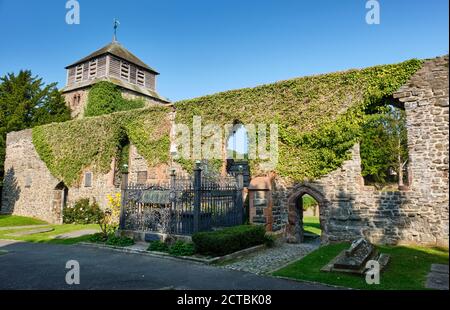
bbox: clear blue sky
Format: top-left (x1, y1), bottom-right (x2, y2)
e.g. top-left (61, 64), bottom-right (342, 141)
top-left (0, 0), bottom-right (448, 102)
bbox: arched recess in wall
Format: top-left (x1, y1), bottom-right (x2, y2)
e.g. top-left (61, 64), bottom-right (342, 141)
top-left (53, 182), bottom-right (68, 223)
top-left (360, 98), bottom-right (410, 190)
top-left (285, 185), bottom-right (327, 244)
top-left (114, 132), bottom-right (130, 187)
top-left (226, 121), bottom-right (251, 187)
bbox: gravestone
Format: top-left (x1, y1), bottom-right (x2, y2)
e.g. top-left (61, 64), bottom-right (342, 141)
top-left (322, 238), bottom-right (390, 274)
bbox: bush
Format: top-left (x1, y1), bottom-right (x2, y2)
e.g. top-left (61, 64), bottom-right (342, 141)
top-left (168, 241), bottom-right (195, 256)
top-left (105, 234), bottom-right (134, 247)
top-left (192, 225), bottom-right (266, 256)
top-left (148, 240), bottom-right (169, 252)
top-left (89, 232), bottom-right (108, 243)
top-left (63, 198), bottom-right (103, 224)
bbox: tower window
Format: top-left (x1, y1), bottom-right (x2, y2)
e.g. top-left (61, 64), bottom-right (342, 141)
top-left (120, 62), bottom-right (130, 81)
top-left (75, 65), bottom-right (83, 82)
top-left (89, 59), bottom-right (98, 79)
top-left (137, 70), bottom-right (145, 86)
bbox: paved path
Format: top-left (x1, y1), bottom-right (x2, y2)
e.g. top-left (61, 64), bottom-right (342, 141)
top-left (0, 240), bottom-right (335, 290)
top-left (223, 241), bottom-right (319, 275)
top-left (0, 224), bottom-right (48, 231)
top-left (53, 229), bottom-right (100, 239)
top-left (426, 264), bottom-right (449, 290)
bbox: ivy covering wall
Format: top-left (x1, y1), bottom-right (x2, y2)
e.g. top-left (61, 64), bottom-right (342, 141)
top-left (31, 59), bottom-right (423, 185)
top-left (175, 59), bottom-right (423, 180)
top-left (32, 107), bottom-right (171, 186)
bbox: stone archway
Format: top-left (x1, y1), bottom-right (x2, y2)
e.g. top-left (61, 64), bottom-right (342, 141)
top-left (52, 182), bottom-right (68, 224)
top-left (285, 185), bottom-right (327, 243)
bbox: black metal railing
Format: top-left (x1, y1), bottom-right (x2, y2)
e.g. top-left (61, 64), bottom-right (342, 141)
top-left (119, 162), bottom-right (244, 235)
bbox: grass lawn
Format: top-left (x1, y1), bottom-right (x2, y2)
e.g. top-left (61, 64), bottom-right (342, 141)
top-left (0, 215), bottom-right (47, 227)
top-left (303, 216), bottom-right (321, 236)
top-left (273, 242), bottom-right (449, 290)
top-left (0, 223), bottom-right (99, 245)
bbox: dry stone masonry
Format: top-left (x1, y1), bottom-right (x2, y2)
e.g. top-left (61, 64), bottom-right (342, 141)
top-left (1, 56), bottom-right (448, 246)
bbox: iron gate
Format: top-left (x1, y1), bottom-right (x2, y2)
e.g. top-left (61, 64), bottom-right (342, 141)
top-left (119, 164), bottom-right (244, 235)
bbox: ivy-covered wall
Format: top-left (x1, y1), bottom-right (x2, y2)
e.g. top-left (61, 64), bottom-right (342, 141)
top-left (175, 59), bottom-right (423, 180)
top-left (28, 59), bottom-right (423, 187)
top-left (32, 107), bottom-right (171, 187)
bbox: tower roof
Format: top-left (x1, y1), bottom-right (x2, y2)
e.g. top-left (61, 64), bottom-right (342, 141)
top-left (65, 41), bottom-right (159, 74)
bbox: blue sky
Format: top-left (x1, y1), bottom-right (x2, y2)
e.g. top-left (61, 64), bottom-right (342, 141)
top-left (0, 0), bottom-right (448, 102)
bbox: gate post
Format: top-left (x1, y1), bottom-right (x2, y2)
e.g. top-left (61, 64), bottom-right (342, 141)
top-left (119, 165), bottom-right (129, 230)
top-left (193, 161), bottom-right (202, 233)
top-left (236, 165), bottom-right (244, 224)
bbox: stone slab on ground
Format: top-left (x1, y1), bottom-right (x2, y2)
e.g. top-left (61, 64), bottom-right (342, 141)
top-left (6, 227), bottom-right (54, 237)
top-left (223, 242), bottom-right (319, 275)
top-left (125, 241), bottom-right (149, 251)
top-left (0, 224), bottom-right (48, 231)
top-left (53, 229), bottom-right (100, 239)
top-left (426, 264), bottom-right (449, 290)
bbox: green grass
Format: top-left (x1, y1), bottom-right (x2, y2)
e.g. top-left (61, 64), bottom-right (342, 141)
top-left (0, 223), bottom-right (99, 244)
top-left (273, 242), bottom-right (449, 290)
top-left (0, 215), bottom-right (47, 227)
top-left (303, 216), bottom-right (321, 236)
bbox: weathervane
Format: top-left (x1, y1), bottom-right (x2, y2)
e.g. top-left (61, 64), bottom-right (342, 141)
top-left (113, 18), bottom-right (120, 42)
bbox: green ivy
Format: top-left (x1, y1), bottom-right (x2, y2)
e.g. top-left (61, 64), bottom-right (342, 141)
top-left (31, 59), bottom-right (423, 184)
top-left (32, 107), bottom-right (171, 186)
top-left (84, 81), bottom-right (145, 117)
top-left (175, 59), bottom-right (423, 181)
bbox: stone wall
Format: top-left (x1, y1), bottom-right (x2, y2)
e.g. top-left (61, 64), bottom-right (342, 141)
top-left (1, 130), bottom-right (169, 223)
top-left (1, 130), bottom-right (62, 223)
top-left (63, 87), bottom-right (166, 119)
top-left (267, 56), bottom-right (449, 246)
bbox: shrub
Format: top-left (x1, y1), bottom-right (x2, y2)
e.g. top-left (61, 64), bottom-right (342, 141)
top-left (89, 232), bottom-right (108, 243)
top-left (105, 234), bottom-right (134, 247)
top-left (63, 198), bottom-right (103, 224)
top-left (98, 193), bottom-right (121, 237)
top-left (168, 241), bottom-right (195, 256)
top-left (192, 225), bottom-right (266, 256)
top-left (148, 240), bottom-right (169, 252)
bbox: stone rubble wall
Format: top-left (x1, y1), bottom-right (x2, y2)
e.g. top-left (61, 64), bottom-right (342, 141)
top-left (270, 56), bottom-right (449, 246)
top-left (1, 130), bottom-right (61, 223)
top-left (0, 131), bottom-right (164, 223)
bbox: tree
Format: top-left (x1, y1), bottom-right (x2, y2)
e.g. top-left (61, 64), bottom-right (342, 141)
top-left (0, 70), bottom-right (71, 193)
top-left (360, 105), bottom-right (408, 187)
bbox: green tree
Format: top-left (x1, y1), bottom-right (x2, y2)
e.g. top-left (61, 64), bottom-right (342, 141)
top-left (360, 105), bottom-right (408, 187)
top-left (0, 70), bottom-right (70, 191)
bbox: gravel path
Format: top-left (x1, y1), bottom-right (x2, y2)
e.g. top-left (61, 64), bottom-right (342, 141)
top-left (223, 240), bottom-right (320, 275)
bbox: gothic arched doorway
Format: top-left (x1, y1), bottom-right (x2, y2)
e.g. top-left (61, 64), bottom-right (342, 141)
top-left (53, 182), bottom-right (68, 224)
top-left (285, 185), bottom-right (327, 243)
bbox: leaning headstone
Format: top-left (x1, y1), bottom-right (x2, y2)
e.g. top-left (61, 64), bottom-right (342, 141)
top-left (321, 238), bottom-right (390, 275)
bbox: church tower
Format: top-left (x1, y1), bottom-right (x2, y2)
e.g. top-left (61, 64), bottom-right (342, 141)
top-left (62, 40), bottom-right (169, 118)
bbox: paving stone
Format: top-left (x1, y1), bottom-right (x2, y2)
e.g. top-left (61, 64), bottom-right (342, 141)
top-left (431, 264), bottom-right (449, 274)
top-left (0, 224), bottom-right (48, 231)
top-left (6, 227), bottom-right (54, 237)
top-left (426, 272), bottom-right (449, 290)
top-left (53, 229), bottom-right (99, 239)
top-left (223, 242), bottom-right (319, 275)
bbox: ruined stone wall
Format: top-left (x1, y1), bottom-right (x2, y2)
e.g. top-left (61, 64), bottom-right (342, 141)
top-left (270, 56), bottom-right (449, 246)
top-left (1, 130), bottom-right (169, 223)
top-left (63, 89), bottom-right (89, 119)
top-left (1, 130), bottom-right (61, 223)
